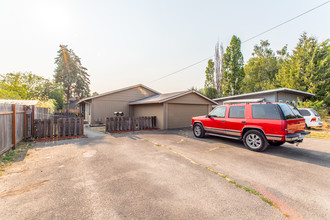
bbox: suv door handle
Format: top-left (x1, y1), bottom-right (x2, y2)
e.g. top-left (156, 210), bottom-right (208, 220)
top-left (222, 120), bottom-right (226, 122)
top-left (241, 121), bottom-right (246, 123)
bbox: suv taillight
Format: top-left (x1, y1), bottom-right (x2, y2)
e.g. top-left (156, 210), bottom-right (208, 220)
top-left (311, 117), bottom-right (316, 122)
top-left (281, 121), bottom-right (287, 134)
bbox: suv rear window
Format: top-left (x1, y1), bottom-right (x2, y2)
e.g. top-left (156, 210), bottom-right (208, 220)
top-left (229, 106), bottom-right (245, 118)
top-left (278, 103), bottom-right (303, 119)
top-left (299, 109), bottom-right (311, 116)
top-left (252, 104), bottom-right (281, 120)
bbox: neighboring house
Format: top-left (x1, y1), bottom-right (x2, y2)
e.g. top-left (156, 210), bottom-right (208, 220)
top-left (77, 84), bottom-right (217, 129)
top-left (213, 88), bottom-right (314, 105)
top-left (77, 84), bottom-right (159, 125)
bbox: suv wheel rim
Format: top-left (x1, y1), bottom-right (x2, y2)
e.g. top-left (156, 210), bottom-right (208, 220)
top-left (246, 134), bottom-right (262, 149)
top-left (194, 125), bottom-right (201, 136)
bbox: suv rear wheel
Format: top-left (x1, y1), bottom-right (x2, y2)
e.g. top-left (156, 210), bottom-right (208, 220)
top-left (243, 130), bottom-right (268, 152)
top-left (193, 123), bottom-right (205, 138)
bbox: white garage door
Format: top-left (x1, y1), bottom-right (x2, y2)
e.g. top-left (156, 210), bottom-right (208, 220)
top-left (167, 104), bottom-right (209, 129)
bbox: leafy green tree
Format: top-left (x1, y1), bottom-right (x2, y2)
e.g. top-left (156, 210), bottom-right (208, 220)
top-left (0, 72), bottom-right (51, 100)
top-left (54, 45), bottom-right (90, 110)
top-left (276, 33), bottom-right (330, 105)
top-left (204, 87), bottom-right (218, 99)
top-left (204, 59), bottom-right (215, 89)
top-left (243, 40), bottom-right (281, 93)
top-left (222, 35), bottom-right (245, 95)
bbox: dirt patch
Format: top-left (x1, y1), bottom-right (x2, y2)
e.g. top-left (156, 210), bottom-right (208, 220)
top-left (0, 180), bottom-right (50, 198)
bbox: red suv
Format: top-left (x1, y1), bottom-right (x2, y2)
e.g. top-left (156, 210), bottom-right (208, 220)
top-left (191, 102), bottom-right (310, 152)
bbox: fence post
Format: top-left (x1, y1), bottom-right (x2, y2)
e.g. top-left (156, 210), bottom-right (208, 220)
top-left (12, 104), bottom-right (16, 149)
top-left (31, 105), bottom-right (35, 138)
top-left (23, 105), bottom-right (27, 138)
top-left (81, 117), bottom-right (84, 135)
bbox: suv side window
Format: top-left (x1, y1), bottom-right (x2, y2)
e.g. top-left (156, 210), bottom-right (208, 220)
top-left (209, 106), bottom-right (226, 118)
top-left (252, 104), bottom-right (281, 120)
top-left (229, 106), bottom-right (245, 118)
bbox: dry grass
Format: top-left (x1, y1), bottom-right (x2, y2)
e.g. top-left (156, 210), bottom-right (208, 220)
top-left (306, 116), bottom-right (330, 140)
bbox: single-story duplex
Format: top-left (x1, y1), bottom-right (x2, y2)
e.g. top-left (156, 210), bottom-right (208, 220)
top-left (77, 84), bottom-right (217, 129)
top-left (213, 88), bottom-right (314, 105)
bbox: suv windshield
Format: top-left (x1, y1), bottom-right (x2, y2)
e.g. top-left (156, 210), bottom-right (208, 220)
top-left (278, 103), bottom-right (303, 119)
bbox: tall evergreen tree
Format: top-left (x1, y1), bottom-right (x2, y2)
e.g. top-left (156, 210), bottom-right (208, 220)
top-left (276, 33), bottom-right (330, 105)
top-left (222, 35), bottom-right (245, 95)
top-left (54, 45), bottom-right (90, 110)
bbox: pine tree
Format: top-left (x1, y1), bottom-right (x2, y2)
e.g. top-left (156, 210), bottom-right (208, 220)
top-left (54, 45), bottom-right (90, 110)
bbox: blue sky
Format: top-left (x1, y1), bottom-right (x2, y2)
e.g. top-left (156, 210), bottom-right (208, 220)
top-left (0, 0), bottom-right (329, 94)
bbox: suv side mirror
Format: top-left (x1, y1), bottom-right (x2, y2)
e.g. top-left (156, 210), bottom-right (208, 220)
top-left (206, 114), bottom-right (212, 118)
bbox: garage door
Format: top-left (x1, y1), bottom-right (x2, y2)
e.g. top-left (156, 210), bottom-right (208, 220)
top-left (167, 104), bottom-right (209, 129)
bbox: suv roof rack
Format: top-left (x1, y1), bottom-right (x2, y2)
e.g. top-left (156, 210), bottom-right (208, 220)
top-left (223, 98), bottom-right (265, 104)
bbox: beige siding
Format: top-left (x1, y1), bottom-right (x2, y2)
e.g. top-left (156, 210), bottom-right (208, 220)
top-left (167, 104), bottom-right (209, 129)
top-left (91, 87), bottom-right (158, 124)
top-left (86, 103), bottom-right (92, 124)
top-left (133, 104), bottom-right (164, 129)
top-left (168, 93), bottom-right (212, 105)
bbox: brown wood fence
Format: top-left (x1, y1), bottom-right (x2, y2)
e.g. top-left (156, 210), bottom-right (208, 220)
top-left (0, 104), bottom-right (30, 154)
top-left (33, 117), bottom-right (84, 139)
top-left (106, 116), bottom-right (156, 132)
top-left (1, 103), bottom-right (85, 155)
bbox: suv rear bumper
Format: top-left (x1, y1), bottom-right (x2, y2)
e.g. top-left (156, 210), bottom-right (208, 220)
top-left (285, 131), bottom-right (311, 143)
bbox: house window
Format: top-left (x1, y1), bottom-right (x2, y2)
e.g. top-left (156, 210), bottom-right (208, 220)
top-left (88, 104), bottom-right (91, 116)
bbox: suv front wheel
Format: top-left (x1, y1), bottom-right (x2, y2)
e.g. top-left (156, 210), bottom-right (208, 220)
top-left (243, 130), bottom-right (268, 152)
top-left (193, 123), bottom-right (205, 138)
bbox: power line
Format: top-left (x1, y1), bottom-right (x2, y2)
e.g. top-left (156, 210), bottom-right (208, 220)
top-left (242, 1), bottom-right (330, 43)
top-left (147, 1), bottom-right (330, 84)
top-left (147, 56), bottom-right (214, 83)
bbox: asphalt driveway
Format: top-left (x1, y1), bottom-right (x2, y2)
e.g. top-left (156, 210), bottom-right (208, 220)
top-left (0, 127), bottom-right (329, 219)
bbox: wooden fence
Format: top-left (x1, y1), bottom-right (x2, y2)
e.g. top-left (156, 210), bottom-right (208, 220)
top-left (0, 103), bottom-right (85, 155)
top-left (106, 116), bottom-right (156, 132)
top-left (33, 117), bottom-right (84, 139)
top-left (0, 104), bottom-right (27, 154)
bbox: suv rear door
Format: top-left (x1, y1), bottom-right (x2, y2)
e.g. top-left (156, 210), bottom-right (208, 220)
top-left (225, 105), bottom-right (246, 137)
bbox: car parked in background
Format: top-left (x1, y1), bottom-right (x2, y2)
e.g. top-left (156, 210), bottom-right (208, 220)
top-left (298, 108), bottom-right (323, 128)
top-left (192, 102), bottom-right (310, 152)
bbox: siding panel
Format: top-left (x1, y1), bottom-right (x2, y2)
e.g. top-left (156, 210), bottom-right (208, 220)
top-left (133, 104), bottom-right (164, 129)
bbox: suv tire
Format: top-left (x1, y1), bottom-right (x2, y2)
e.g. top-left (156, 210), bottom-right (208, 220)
top-left (193, 123), bottom-right (205, 138)
top-left (269, 141), bottom-right (285, 146)
top-left (243, 130), bottom-right (268, 152)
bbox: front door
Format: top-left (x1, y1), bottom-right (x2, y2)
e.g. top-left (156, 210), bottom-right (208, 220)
top-left (203, 106), bottom-right (227, 134)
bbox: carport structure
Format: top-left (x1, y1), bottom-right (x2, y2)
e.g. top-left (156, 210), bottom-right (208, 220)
top-left (130, 90), bottom-right (217, 129)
